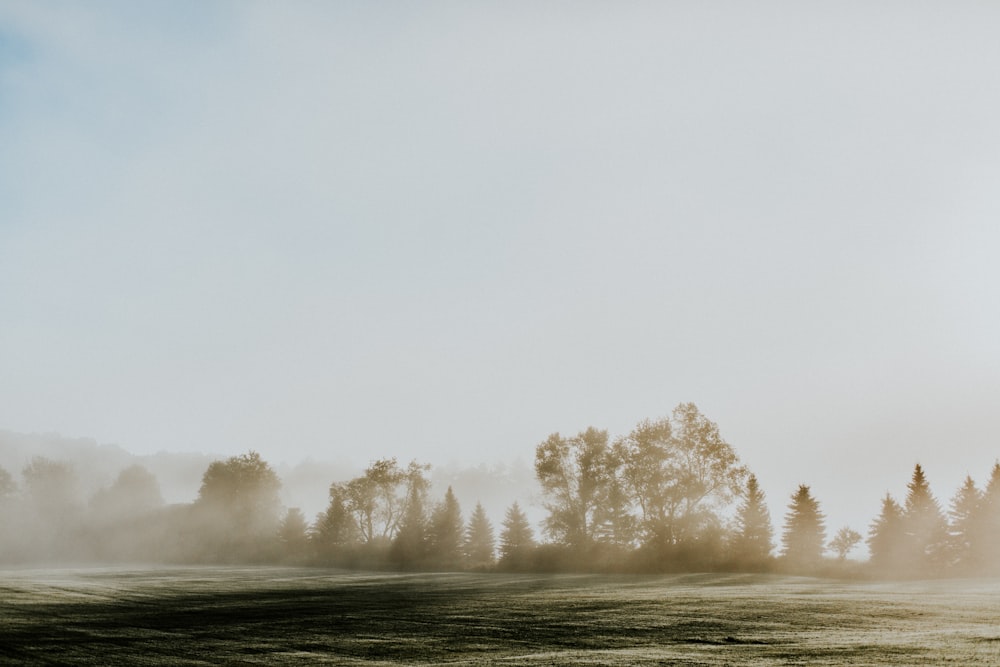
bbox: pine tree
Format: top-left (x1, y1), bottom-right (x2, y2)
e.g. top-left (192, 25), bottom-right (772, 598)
top-left (731, 473), bottom-right (774, 569)
top-left (391, 484), bottom-right (428, 569)
top-left (972, 462), bottom-right (1000, 574)
top-left (465, 502), bottom-right (496, 570)
top-left (499, 501), bottom-right (535, 570)
top-left (278, 507), bottom-right (309, 562)
top-left (867, 494), bottom-right (906, 574)
top-left (312, 485), bottom-right (359, 563)
top-left (427, 487), bottom-right (464, 569)
top-left (947, 476), bottom-right (981, 574)
top-left (902, 463), bottom-right (948, 576)
top-left (781, 484), bottom-right (825, 572)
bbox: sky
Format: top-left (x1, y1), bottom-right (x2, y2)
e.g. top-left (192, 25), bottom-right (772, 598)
top-left (2, 2), bottom-right (1000, 537)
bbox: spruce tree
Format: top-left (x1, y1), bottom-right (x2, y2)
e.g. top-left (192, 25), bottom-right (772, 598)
top-left (973, 462), bottom-right (1000, 574)
top-left (499, 501), bottom-right (535, 570)
top-left (867, 494), bottom-right (906, 574)
top-left (781, 484), bottom-right (826, 572)
top-left (427, 486), bottom-right (464, 569)
top-left (391, 484), bottom-right (428, 569)
top-left (902, 463), bottom-right (948, 576)
top-left (732, 473), bottom-right (774, 569)
top-left (947, 476), bottom-right (981, 574)
top-left (278, 507), bottom-right (309, 561)
top-left (465, 502), bottom-right (496, 569)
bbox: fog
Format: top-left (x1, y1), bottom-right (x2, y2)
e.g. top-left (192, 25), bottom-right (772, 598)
top-left (2, 4), bottom-right (1000, 573)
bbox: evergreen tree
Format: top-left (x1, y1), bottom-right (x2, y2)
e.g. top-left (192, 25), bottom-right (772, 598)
top-left (947, 476), bottom-right (981, 574)
top-left (278, 507), bottom-right (309, 561)
top-left (902, 463), bottom-right (948, 576)
top-left (312, 484), bottom-right (359, 562)
top-left (867, 494), bottom-right (906, 575)
top-left (731, 473), bottom-right (774, 569)
top-left (781, 484), bottom-right (825, 572)
top-left (390, 478), bottom-right (429, 569)
top-left (972, 462), bottom-right (1000, 574)
top-left (427, 486), bottom-right (464, 569)
top-left (465, 502), bottom-right (496, 570)
top-left (499, 501), bottom-right (535, 570)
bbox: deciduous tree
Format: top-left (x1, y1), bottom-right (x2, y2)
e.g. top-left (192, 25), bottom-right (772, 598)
top-left (828, 526), bottom-right (862, 560)
top-left (617, 404), bottom-right (746, 550)
top-left (535, 427), bottom-right (615, 550)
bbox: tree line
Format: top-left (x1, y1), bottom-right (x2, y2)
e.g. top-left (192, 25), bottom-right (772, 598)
top-left (1, 403), bottom-right (997, 578)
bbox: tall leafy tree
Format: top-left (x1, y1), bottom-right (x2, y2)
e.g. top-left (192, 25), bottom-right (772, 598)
top-left (499, 501), bottom-right (535, 570)
top-left (617, 403), bottom-right (746, 549)
top-left (781, 484), bottom-right (826, 571)
top-left (0, 465), bottom-right (17, 502)
top-left (194, 451), bottom-right (282, 561)
top-left (427, 486), bottom-right (464, 569)
top-left (343, 458), bottom-right (430, 544)
top-left (867, 494), bottom-right (906, 574)
top-left (901, 463), bottom-right (947, 576)
top-left (731, 473), bottom-right (774, 568)
top-left (90, 465), bottom-right (163, 520)
top-left (535, 427), bottom-right (616, 550)
top-left (22, 457), bottom-right (80, 518)
top-left (947, 475), bottom-right (981, 573)
top-left (465, 502), bottom-right (496, 569)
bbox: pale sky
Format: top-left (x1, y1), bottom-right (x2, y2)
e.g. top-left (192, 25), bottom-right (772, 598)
top-left (2, 2), bottom-right (1000, 536)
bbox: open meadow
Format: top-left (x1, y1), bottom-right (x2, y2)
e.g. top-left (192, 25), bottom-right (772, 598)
top-left (1, 567), bottom-right (999, 665)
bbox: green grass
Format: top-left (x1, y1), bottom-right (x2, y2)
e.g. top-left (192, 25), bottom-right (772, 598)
top-left (1, 567), bottom-right (999, 665)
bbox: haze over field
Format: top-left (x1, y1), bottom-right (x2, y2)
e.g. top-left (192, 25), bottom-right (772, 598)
top-left (2, 3), bottom-right (1000, 540)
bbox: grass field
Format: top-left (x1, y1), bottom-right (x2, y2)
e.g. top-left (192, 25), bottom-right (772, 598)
top-left (1, 567), bottom-right (999, 665)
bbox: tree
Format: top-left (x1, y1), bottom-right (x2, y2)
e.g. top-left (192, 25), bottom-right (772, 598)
top-left (343, 458), bottom-right (430, 544)
top-left (278, 508), bottom-right (309, 561)
top-left (901, 463), bottom-right (947, 576)
top-left (465, 502), bottom-right (496, 570)
top-left (390, 468), bottom-right (430, 569)
top-left (0, 465), bottom-right (16, 502)
top-left (499, 502), bottom-right (535, 570)
top-left (828, 526), bottom-right (862, 561)
top-left (867, 494), bottom-right (906, 574)
top-left (617, 404), bottom-right (746, 551)
top-left (22, 457), bottom-right (80, 518)
top-left (535, 427), bottom-right (616, 551)
top-left (781, 484), bottom-right (825, 571)
top-left (312, 484), bottom-right (359, 563)
top-left (947, 475), bottom-right (981, 573)
top-left (427, 487), bottom-right (464, 569)
top-left (731, 473), bottom-right (774, 568)
top-left (970, 462), bottom-right (1000, 575)
top-left (193, 451), bottom-right (282, 561)
top-left (90, 465), bottom-right (163, 519)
